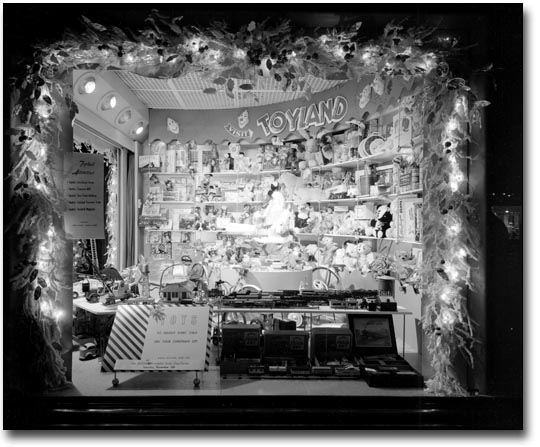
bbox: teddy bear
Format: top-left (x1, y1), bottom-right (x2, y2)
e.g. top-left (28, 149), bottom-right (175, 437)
top-left (357, 242), bottom-right (375, 275)
top-left (337, 210), bottom-right (357, 235)
top-left (294, 204), bottom-right (310, 230)
top-left (320, 207), bottom-right (335, 234)
top-left (343, 240), bottom-right (360, 272)
top-left (370, 203), bottom-right (393, 238)
top-left (319, 236), bottom-right (338, 266)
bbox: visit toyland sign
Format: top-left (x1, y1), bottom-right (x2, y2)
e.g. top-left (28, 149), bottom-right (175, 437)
top-left (149, 77), bottom-right (417, 144)
top-left (63, 152), bottom-right (105, 239)
top-left (256, 95), bottom-right (348, 136)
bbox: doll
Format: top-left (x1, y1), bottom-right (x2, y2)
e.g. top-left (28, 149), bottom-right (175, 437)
top-left (209, 143), bottom-right (220, 173)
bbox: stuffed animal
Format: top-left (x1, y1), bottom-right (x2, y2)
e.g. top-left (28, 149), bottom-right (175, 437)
top-left (304, 209), bottom-right (322, 234)
top-left (371, 203), bottom-right (393, 238)
top-left (357, 242), bottom-right (375, 275)
top-left (320, 135), bottom-right (334, 165)
top-left (337, 210), bottom-right (357, 235)
top-left (343, 240), bottom-right (360, 272)
top-left (320, 236), bottom-right (338, 266)
top-left (236, 152), bottom-right (251, 172)
top-left (320, 207), bottom-right (335, 234)
top-left (333, 247), bottom-right (346, 266)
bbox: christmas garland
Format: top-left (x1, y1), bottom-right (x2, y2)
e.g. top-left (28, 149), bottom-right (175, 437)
top-left (7, 11), bottom-right (488, 395)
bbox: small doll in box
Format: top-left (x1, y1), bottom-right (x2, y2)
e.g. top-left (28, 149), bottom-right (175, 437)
top-left (209, 143), bottom-right (220, 173)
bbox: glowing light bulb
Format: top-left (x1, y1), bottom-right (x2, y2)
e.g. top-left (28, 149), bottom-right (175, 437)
top-left (446, 117), bottom-right (459, 132)
top-left (83, 79), bottom-right (96, 94)
top-left (441, 309), bottom-right (456, 326)
top-left (135, 126), bottom-right (144, 135)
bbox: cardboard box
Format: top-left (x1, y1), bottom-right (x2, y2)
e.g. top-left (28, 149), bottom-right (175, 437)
top-left (348, 314), bottom-right (424, 388)
top-left (310, 327), bottom-right (353, 363)
top-left (221, 324), bottom-right (261, 358)
top-left (263, 330), bottom-right (309, 361)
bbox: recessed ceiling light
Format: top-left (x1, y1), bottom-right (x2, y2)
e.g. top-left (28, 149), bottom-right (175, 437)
top-left (116, 108), bottom-right (132, 125)
top-left (135, 125), bottom-right (144, 135)
top-left (83, 79), bottom-right (96, 94)
top-left (78, 76), bottom-right (96, 94)
top-left (99, 93), bottom-right (117, 111)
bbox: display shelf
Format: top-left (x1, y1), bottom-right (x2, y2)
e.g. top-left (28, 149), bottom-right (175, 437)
top-left (199, 200), bottom-right (266, 205)
top-left (295, 233), bottom-right (398, 242)
top-left (313, 195), bottom-right (393, 205)
top-left (210, 169), bottom-right (285, 177)
top-left (153, 200), bottom-right (194, 205)
top-left (214, 306), bottom-right (411, 315)
top-left (150, 171), bottom-right (192, 177)
top-left (398, 188), bottom-right (423, 195)
top-left (312, 152), bottom-right (398, 172)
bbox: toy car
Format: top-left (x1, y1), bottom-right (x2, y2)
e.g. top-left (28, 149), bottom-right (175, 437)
top-left (79, 342), bottom-right (99, 361)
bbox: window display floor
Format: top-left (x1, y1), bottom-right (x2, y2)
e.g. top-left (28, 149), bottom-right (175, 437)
top-left (49, 351), bottom-right (427, 397)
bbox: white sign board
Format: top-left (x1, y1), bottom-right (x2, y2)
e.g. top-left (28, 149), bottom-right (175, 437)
top-left (64, 152), bottom-right (105, 239)
top-left (109, 305), bottom-right (211, 372)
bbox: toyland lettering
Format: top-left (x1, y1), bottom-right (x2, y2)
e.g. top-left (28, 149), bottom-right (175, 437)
top-left (154, 314), bottom-right (200, 345)
top-left (256, 95), bottom-right (348, 136)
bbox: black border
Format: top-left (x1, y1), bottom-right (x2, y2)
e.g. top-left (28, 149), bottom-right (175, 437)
top-left (4, 394), bottom-right (522, 429)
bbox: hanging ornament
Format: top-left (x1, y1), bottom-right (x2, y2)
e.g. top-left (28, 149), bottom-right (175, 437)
top-left (167, 117), bottom-right (179, 134)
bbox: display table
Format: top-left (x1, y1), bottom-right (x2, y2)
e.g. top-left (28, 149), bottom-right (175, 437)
top-left (214, 306), bottom-right (411, 356)
top-left (73, 298), bottom-right (117, 356)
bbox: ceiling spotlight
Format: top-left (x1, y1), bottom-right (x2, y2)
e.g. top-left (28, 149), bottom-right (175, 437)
top-left (83, 79), bottom-right (96, 94)
top-left (78, 76), bottom-right (96, 94)
top-left (99, 93), bottom-right (117, 111)
top-left (134, 123), bottom-right (145, 135)
top-left (116, 108), bottom-right (132, 125)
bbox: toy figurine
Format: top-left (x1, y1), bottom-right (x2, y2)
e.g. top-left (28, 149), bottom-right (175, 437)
top-left (209, 143), bottom-right (220, 173)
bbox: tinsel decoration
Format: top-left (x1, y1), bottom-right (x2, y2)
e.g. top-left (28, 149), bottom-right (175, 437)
top-left (105, 150), bottom-right (119, 267)
top-left (7, 11), bottom-right (488, 394)
top-left (419, 70), bottom-right (488, 395)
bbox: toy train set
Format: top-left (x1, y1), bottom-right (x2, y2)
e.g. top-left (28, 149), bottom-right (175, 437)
top-left (218, 288), bottom-right (396, 311)
top-left (219, 321), bottom-right (423, 387)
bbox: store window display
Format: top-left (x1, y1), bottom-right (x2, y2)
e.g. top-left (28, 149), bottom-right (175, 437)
top-left (4, 4), bottom-right (523, 429)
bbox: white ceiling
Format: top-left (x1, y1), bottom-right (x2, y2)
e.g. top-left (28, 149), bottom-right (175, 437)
top-left (113, 71), bottom-right (347, 110)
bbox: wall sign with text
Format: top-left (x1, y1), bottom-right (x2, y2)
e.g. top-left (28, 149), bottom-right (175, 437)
top-left (63, 152), bottom-right (105, 239)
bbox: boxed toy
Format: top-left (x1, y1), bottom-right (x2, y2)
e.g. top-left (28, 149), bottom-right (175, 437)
top-left (348, 314), bottom-right (424, 388)
top-left (263, 330), bottom-right (309, 364)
